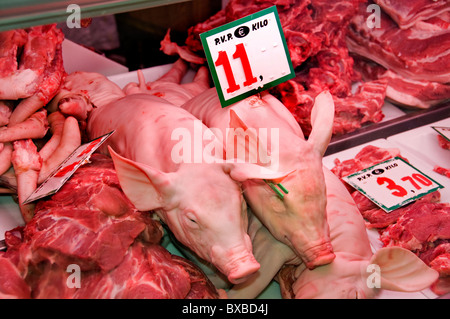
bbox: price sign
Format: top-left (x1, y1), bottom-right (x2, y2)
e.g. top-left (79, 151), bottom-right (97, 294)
top-left (200, 6), bottom-right (295, 107)
top-left (342, 157), bottom-right (444, 212)
top-left (432, 126), bottom-right (450, 142)
top-left (24, 131), bottom-right (114, 204)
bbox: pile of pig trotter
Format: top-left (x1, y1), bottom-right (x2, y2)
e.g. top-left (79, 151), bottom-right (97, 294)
top-left (0, 0), bottom-right (448, 299)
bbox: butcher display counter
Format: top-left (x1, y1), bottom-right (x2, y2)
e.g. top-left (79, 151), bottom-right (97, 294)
top-left (0, 0), bottom-right (449, 300)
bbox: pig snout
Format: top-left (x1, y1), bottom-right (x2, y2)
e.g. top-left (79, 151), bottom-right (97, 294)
top-left (291, 230), bottom-right (335, 269)
top-left (211, 242), bottom-right (260, 284)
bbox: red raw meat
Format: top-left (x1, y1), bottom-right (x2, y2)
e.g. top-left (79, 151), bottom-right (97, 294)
top-left (30, 241), bottom-right (218, 299)
top-left (373, 0), bottom-right (450, 29)
top-left (380, 202), bottom-right (450, 250)
top-left (1, 153), bottom-right (218, 299)
top-left (353, 55), bottom-right (450, 109)
top-left (347, 1), bottom-right (450, 84)
top-left (331, 145), bottom-right (401, 183)
top-left (17, 153), bottom-right (163, 272)
top-left (434, 166), bottom-right (450, 179)
top-left (0, 253), bottom-right (30, 299)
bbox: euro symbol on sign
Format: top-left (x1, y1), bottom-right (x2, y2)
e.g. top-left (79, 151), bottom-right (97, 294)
top-left (234, 26), bottom-right (250, 38)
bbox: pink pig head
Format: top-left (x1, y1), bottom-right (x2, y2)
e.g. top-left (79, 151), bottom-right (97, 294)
top-left (222, 92), bottom-right (336, 269)
top-left (108, 146), bottom-right (291, 284)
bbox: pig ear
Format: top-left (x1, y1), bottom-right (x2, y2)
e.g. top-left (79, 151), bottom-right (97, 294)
top-left (307, 91), bottom-right (335, 156)
top-left (108, 146), bottom-right (174, 211)
top-left (224, 161), bottom-right (295, 182)
top-left (225, 109), bottom-right (269, 167)
top-left (369, 247), bottom-right (439, 292)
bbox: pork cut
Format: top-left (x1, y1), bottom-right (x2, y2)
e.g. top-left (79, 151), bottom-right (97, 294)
top-left (347, 1), bottom-right (450, 84)
top-left (1, 153), bottom-right (219, 299)
top-left (29, 241), bottom-right (219, 299)
top-left (373, 0), bottom-right (450, 30)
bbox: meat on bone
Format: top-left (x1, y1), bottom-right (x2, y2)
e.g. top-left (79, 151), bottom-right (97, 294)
top-left (227, 167), bottom-right (439, 299)
top-left (373, 0), bottom-right (450, 30)
top-left (0, 25), bottom-right (65, 122)
top-left (0, 29), bottom-right (35, 100)
top-left (347, 1), bottom-right (450, 83)
top-left (76, 67), bottom-right (292, 284)
top-left (181, 88), bottom-right (335, 269)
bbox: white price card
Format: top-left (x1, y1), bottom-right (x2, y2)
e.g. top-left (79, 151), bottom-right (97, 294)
top-left (342, 157), bottom-right (444, 213)
top-left (24, 131), bottom-right (114, 204)
top-left (200, 6), bottom-right (295, 107)
top-left (432, 126), bottom-right (450, 142)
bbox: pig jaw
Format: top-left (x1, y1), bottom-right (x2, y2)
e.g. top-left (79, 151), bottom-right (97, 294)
top-left (211, 240), bottom-right (260, 284)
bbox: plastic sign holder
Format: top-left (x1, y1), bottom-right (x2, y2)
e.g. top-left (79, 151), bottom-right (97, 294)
top-left (342, 157), bottom-right (444, 213)
top-left (200, 6), bottom-right (295, 107)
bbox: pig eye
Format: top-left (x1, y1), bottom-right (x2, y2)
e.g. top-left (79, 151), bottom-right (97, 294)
top-left (184, 211), bottom-right (199, 229)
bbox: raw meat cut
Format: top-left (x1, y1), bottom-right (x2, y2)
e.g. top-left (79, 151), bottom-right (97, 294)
top-left (1, 153), bottom-right (219, 299)
top-left (373, 0), bottom-right (450, 29)
top-left (7, 153), bottom-right (163, 273)
top-left (0, 253), bottom-right (31, 298)
top-left (438, 135), bottom-right (450, 150)
top-left (331, 145), bottom-right (450, 295)
top-left (30, 241), bottom-right (219, 299)
top-left (347, 1), bottom-right (450, 84)
top-left (434, 165), bottom-right (450, 178)
top-left (353, 55), bottom-right (450, 109)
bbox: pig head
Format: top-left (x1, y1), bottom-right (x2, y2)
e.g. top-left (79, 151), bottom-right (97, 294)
top-left (181, 88), bottom-right (335, 269)
top-left (87, 93), bottom-right (291, 284)
top-left (228, 167), bottom-right (439, 298)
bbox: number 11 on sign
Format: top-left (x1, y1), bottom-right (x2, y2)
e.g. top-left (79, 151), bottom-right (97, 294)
top-left (215, 43), bottom-right (257, 94)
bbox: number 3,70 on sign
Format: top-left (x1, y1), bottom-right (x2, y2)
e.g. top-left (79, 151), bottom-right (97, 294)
top-left (377, 173), bottom-right (433, 197)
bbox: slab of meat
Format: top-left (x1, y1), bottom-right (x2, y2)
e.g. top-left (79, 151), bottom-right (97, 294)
top-left (0, 253), bottom-right (31, 299)
top-left (1, 153), bottom-right (219, 299)
top-left (373, 0), bottom-right (450, 29)
top-left (29, 241), bottom-right (219, 299)
top-left (5, 154), bottom-right (163, 273)
top-left (347, 1), bottom-right (450, 84)
top-left (353, 55), bottom-right (450, 109)
top-left (331, 145), bottom-right (450, 295)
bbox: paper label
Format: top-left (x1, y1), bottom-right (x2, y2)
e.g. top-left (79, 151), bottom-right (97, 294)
top-left (432, 126), bottom-right (450, 142)
top-left (200, 6), bottom-right (294, 107)
top-left (342, 157), bottom-right (444, 212)
top-left (24, 131), bottom-right (114, 204)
